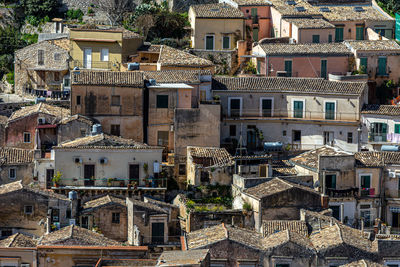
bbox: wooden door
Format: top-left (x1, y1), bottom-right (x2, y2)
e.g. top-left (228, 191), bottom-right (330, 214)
top-left (84, 164), bottom-right (95, 186)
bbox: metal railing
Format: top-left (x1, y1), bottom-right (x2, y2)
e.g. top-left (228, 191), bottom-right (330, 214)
top-left (326, 188), bottom-right (358, 198)
top-left (71, 60), bottom-right (112, 70)
top-left (223, 109), bottom-right (359, 121)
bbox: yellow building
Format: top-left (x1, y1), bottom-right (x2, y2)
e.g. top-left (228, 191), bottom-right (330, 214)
top-left (188, 3), bottom-right (245, 51)
top-left (69, 27), bottom-right (143, 71)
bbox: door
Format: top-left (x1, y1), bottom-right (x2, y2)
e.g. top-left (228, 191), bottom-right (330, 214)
top-left (253, 28), bottom-right (259, 41)
top-left (293, 101), bottom-right (303, 118)
top-left (326, 174), bottom-right (336, 189)
top-left (247, 128), bottom-right (257, 151)
top-left (324, 131), bottom-right (334, 145)
top-left (261, 99), bottom-right (272, 117)
top-left (230, 98), bottom-right (241, 117)
top-left (330, 205), bottom-right (340, 220)
top-left (205, 36), bottom-right (214, 50)
top-left (325, 102), bottom-right (335, 120)
top-left (83, 48), bottom-right (92, 69)
top-left (129, 164), bottom-right (139, 184)
top-left (360, 57), bottom-right (368, 73)
top-left (84, 164), bottom-right (95, 186)
top-left (393, 212), bottom-right (400, 228)
top-left (335, 27), bottom-right (344, 42)
top-left (284, 60), bottom-right (292, 77)
top-left (46, 169), bottom-right (54, 189)
top-left (356, 26), bottom-right (364, 40)
top-left (321, 59), bottom-right (327, 79)
top-left (151, 222), bottom-right (165, 244)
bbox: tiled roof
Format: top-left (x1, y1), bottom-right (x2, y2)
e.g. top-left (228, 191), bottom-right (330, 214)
top-left (361, 104), bottom-right (400, 116)
top-left (272, 160), bottom-right (298, 176)
top-left (355, 151), bottom-right (400, 167)
top-left (256, 43), bottom-right (351, 56)
top-left (121, 29), bottom-right (141, 39)
top-left (285, 18), bottom-right (335, 29)
top-left (190, 3), bottom-right (245, 18)
top-left (187, 146), bottom-right (235, 168)
top-left (244, 177), bottom-right (319, 199)
top-left (82, 195), bottom-right (126, 211)
top-left (340, 260), bottom-right (384, 267)
top-left (0, 147), bottom-right (34, 165)
top-left (157, 249), bottom-right (209, 266)
top-left (263, 229), bottom-right (314, 251)
top-left (72, 71), bottom-right (144, 87)
top-left (59, 114), bottom-right (95, 126)
top-left (0, 233), bottom-right (37, 247)
top-left (345, 40), bottom-right (400, 51)
top-left (143, 70), bottom-right (204, 84)
top-left (57, 134), bottom-right (161, 150)
top-left (130, 199), bottom-right (168, 214)
top-left (158, 46), bottom-right (213, 67)
top-left (230, 0), bottom-right (272, 6)
top-left (290, 146), bottom-right (351, 170)
top-left (138, 44), bottom-right (162, 53)
top-left (39, 225), bottom-right (121, 246)
top-left (8, 103), bottom-right (70, 122)
top-left (310, 224), bottom-right (374, 253)
top-left (263, 220), bottom-right (308, 237)
top-left (186, 224), bottom-right (266, 250)
top-left (212, 77), bottom-right (366, 95)
top-left (0, 180), bottom-right (69, 200)
top-left (47, 37), bottom-right (70, 51)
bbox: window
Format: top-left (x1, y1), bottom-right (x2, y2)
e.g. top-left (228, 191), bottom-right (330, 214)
top-left (80, 129), bottom-right (86, 136)
top-left (360, 208), bottom-right (371, 227)
top-left (360, 174), bottom-right (371, 188)
top-left (260, 98), bottom-right (273, 117)
top-left (66, 209), bottom-right (71, 219)
top-left (321, 59), bottom-right (327, 79)
top-left (325, 102), bottom-right (335, 120)
top-left (360, 57), bottom-right (368, 73)
top-left (293, 100), bottom-right (304, 118)
top-left (178, 164), bottom-right (186, 175)
top-left (395, 124), bottom-right (400, 134)
top-left (369, 122), bottom-right (387, 142)
top-left (324, 131), bottom-right (334, 145)
top-left (229, 98), bottom-right (242, 117)
top-left (335, 27), bottom-right (344, 42)
top-left (282, 130), bottom-right (287, 136)
top-left (54, 72), bottom-right (60, 82)
top-left (157, 131), bottom-right (169, 146)
top-left (253, 27), bottom-right (259, 41)
top-left (205, 35), bottom-right (214, 50)
top-left (284, 60), bottom-right (292, 77)
top-left (222, 36), bottom-right (230, 49)
top-left (356, 26), bottom-right (364, 40)
top-left (8, 168), bottom-right (16, 180)
top-left (111, 95), bottom-right (120, 106)
top-left (200, 171), bottom-right (210, 183)
top-left (347, 132), bottom-right (353, 143)
top-left (110, 124), bottom-right (120, 136)
top-left (24, 205), bottom-right (33, 215)
top-left (328, 34), bottom-right (333, 43)
top-left (292, 130), bottom-right (301, 142)
top-left (112, 212), bottom-right (120, 223)
top-left (76, 95), bottom-right (81, 105)
top-left (229, 125), bottom-right (236, 137)
top-left (378, 57), bottom-right (387, 76)
top-left (101, 48), bottom-right (109, 61)
top-left (312, 35), bottom-right (320, 43)
top-left (54, 53), bottom-right (60, 60)
top-left (330, 205), bottom-right (340, 220)
top-left (275, 264), bottom-right (290, 267)
top-left (64, 77), bottom-right (70, 88)
top-left (38, 49), bottom-right (44, 65)
top-left (156, 95), bottom-right (169, 108)
top-left (326, 174), bottom-right (336, 189)
top-left (51, 208), bottom-right (59, 222)
top-left (23, 132), bottom-right (31, 143)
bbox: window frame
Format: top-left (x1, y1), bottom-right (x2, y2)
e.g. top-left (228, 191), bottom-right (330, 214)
top-left (284, 59), bottom-right (293, 77)
top-left (8, 168), bottom-right (16, 180)
top-left (292, 99), bottom-right (305, 118)
top-left (156, 95), bottom-right (169, 109)
top-left (38, 49), bottom-right (44, 65)
top-left (101, 48), bottom-right (109, 62)
top-left (292, 130), bottom-right (301, 142)
top-left (312, 34), bottom-right (320, 43)
top-left (76, 95), bottom-right (81, 105)
top-left (395, 124), bottom-right (400, 134)
top-left (112, 212), bottom-right (120, 224)
top-left (359, 173), bottom-right (372, 189)
top-left (222, 36), bottom-right (231, 50)
top-left (347, 132), bottom-right (353, 143)
top-left (205, 34), bottom-right (215, 50)
top-left (228, 97), bottom-right (243, 117)
top-left (54, 53), bottom-right (61, 61)
top-left (110, 124), bottom-right (120, 136)
top-left (111, 95), bottom-right (121, 106)
top-left (23, 132), bottom-right (31, 143)
top-left (377, 56), bottom-right (387, 76)
top-left (324, 100), bottom-right (336, 120)
top-left (229, 125), bottom-right (236, 137)
top-left (24, 205), bottom-right (33, 215)
top-left (178, 164), bottom-right (186, 176)
top-left (259, 97), bottom-right (274, 117)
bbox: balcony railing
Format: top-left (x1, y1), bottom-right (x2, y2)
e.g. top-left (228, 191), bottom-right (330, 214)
top-left (223, 109), bottom-right (359, 121)
top-left (360, 188), bottom-right (375, 197)
top-left (71, 60), bottom-right (112, 70)
top-left (51, 177), bottom-right (167, 189)
top-left (368, 133), bottom-right (387, 142)
top-left (326, 188), bottom-right (359, 198)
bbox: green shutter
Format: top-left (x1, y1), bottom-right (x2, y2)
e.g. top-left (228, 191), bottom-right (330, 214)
top-left (251, 8), bottom-right (257, 17)
top-left (223, 36), bottom-right (230, 49)
top-left (321, 59), bottom-right (327, 79)
top-left (378, 57), bottom-right (387, 75)
top-left (395, 124), bottom-right (400, 134)
top-left (205, 36), bottom-right (214, 50)
top-left (328, 34), bottom-right (332, 43)
top-left (293, 101), bottom-right (303, 118)
top-left (356, 26), bottom-right (364, 40)
top-left (285, 60), bottom-right (292, 77)
top-left (382, 123), bottom-right (388, 134)
top-left (361, 175), bottom-right (371, 188)
top-left (325, 102), bottom-right (335, 120)
top-left (312, 35), bottom-right (320, 43)
top-left (253, 28), bottom-right (259, 41)
top-left (360, 57), bottom-right (368, 73)
top-left (335, 27), bottom-right (343, 42)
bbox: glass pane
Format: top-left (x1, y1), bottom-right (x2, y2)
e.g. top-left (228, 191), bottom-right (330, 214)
top-left (223, 36), bottom-right (230, 49)
top-left (325, 102), bottom-right (335, 120)
top-left (293, 101), bottom-right (303, 118)
top-left (321, 60), bottom-right (327, 79)
top-left (285, 61), bottom-right (292, 77)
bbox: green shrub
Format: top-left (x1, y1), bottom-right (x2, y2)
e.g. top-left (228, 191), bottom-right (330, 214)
top-left (243, 202), bottom-right (252, 211)
top-left (66, 9), bottom-right (84, 21)
top-left (6, 72), bottom-right (14, 85)
top-left (26, 15), bottom-right (40, 26)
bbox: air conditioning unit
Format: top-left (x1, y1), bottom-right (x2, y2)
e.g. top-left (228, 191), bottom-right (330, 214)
top-left (73, 157), bottom-right (82, 164)
top-left (99, 158), bottom-right (108, 164)
top-left (38, 117), bottom-right (45, 125)
top-left (389, 171), bottom-right (396, 178)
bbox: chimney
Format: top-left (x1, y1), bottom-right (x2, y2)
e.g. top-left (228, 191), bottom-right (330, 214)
top-left (340, 203), bottom-right (344, 223)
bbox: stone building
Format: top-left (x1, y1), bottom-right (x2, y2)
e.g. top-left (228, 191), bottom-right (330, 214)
top-left (157, 249), bottom-right (210, 267)
top-left (0, 233), bottom-right (37, 267)
top-left (14, 38), bottom-right (70, 97)
top-left (0, 147), bottom-right (34, 185)
top-left (0, 181), bottom-right (72, 238)
top-left (0, 115), bottom-right (7, 147)
top-left (57, 114), bottom-right (96, 144)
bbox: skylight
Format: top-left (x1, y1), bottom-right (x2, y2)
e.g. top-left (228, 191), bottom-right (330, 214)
top-left (286, 0), bottom-right (297, 5)
top-left (295, 6), bottom-right (306, 12)
top-left (319, 7), bottom-right (330, 12)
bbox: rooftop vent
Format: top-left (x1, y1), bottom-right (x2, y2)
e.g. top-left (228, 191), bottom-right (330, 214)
top-left (319, 7), bottom-right (330, 12)
top-left (354, 6), bottom-right (365, 12)
top-left (295, 6), bottom-right (306, 12)
top-left (286, 0), bottom-right (297, 5)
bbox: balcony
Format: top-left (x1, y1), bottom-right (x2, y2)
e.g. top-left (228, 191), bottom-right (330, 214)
top-left (368, 133), bottom-right (387, 142)
top-left (326, 188), bottom-right (359, 198)
top-left (223, 109), bottom-right (359, 122)
top-left (71, 60), bottom-right (112, 70)
top-left (360, 188), bottom-right (375, 197)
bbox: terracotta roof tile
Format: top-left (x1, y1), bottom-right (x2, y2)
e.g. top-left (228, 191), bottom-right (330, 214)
top-left (0, 233), bottom-right (37, 247)
top-left (129, 198), bottom-right (168, 214)
top-left (263, 229), bottom-right (314, 251)
top-left (345, 40), bottom-right (400, 51)
top-left (355, 151), bottom-right (400, 167)
top-left (8, 103), bottom-right (70, 122)
top-left (39, 225), bottom-right (121, 246)
top-left (361, 104), bottom-right (400, 116)
top-left (59, 114), bottom-right (95, 126)
top-left (143, 70), bottom-right (205, 84)
top-left (0, 180), bottom-right (69, 200)
top-left (72, 71), bottom-right (144, 87)
top-left (47, 37), bottom-right (70, 51)
top-left (212, 77), bottom-right (367, 95)
top-left (56, 134), bottom-right (161, 150)
top-left (290, 146), bottom-right (351, 170)
top-left (188, 146), bottom-right (234, 168)
top-left (340, 260), bottom-right (384, 267)
top-left (263, 220), bottom-right (308, 237)
top-left (285, 18), bottom-right (335, 29)
top-left (0, 147), bottom-right (33, 164)
top-left (82, 195), bottom-right (126, 212)
top-left (158, 46), bottom-right (213, 67)
top-left (230, 0), bottom-right (272, 6)
top-left (0, 115), bottom-right (8, 124)
top-left (257, 42), bottom-right (351, 56)
top-left (190, 3), bottom-right (245, 18)
top-left (157, 249), bottom-right (209, 266)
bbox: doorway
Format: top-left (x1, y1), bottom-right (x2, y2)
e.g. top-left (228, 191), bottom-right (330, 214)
top-left (83, 48), bottom-right (92, 69)
top-left (84, 164), bottom-right (95, 186)
top-left (151, 222), bottom-right (165, 244)
top-left (129, 164), bottom-right (139, 184)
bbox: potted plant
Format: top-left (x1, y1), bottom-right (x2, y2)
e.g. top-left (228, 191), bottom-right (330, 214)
top-left (119, 180), bottom-right (125, 187)
top-left (52, 171), bottom-right (62, 187)
top-left (107, 178), bottom-right (113, 186)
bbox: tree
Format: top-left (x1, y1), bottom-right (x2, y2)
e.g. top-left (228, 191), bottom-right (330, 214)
top-left (135, 14), bottom-right (155, 41)
top-left (19, 0), bottom-right (59, 19)
top-left (97, 0), bottom-right (134, 26)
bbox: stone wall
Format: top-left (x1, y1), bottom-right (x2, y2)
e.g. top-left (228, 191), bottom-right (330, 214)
top-left (0, 164), bottom-right (34, 186)
top-left (159, 0), bottom-right (218, 12)
top-left (190, 49), bottom-right (238, 75)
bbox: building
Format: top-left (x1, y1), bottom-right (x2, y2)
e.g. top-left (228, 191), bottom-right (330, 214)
top-left (212, 76), bottom-right (368, 152)
top-left (14, 38), bottom-right (70, 97)
top-left (69, 27), bottom-right (143, 71)
top-left (186, 146), bottom-right (234, 186)
top-left (0, 233), bottom-right (37, 267)
top-left (71, 71), bottom-right (145, 141)
top-left (188, 3), bottom-right (245, 51)
top-left (5, 103), bottom-right (70, 150)
top-left (0, 147), bottom-right (34, 185)
top-left (157, 249), bottom-right (210, 267)
top-left (0, 181), bottom-right (72, 238)
top-left (57, 114), bottom-right (96, 144)
top-left (281, 18), bottom-right (336, 44)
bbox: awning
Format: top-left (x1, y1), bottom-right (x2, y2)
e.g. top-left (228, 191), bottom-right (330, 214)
top-left (36, 124), bottom-right (57, 129)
